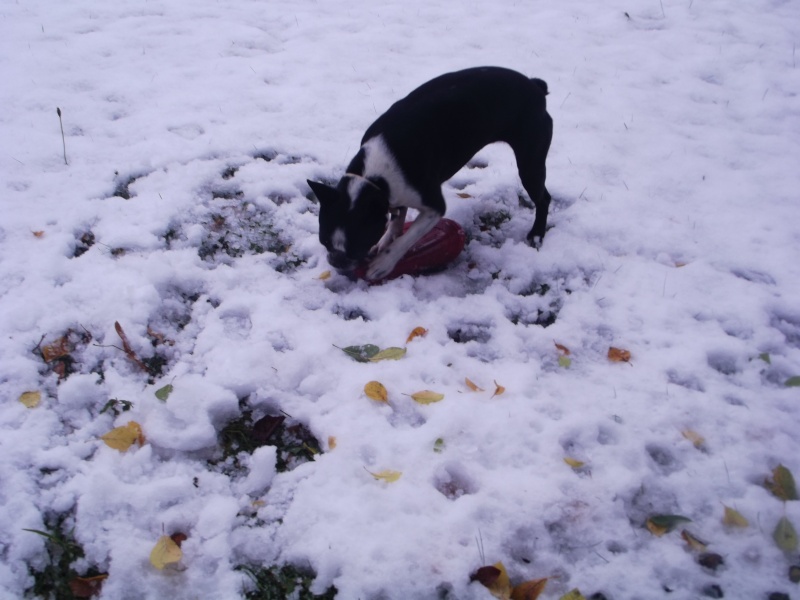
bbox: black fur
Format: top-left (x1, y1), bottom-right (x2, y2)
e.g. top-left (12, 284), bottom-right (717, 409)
top-left (308, 66), bottom-right (553, 279)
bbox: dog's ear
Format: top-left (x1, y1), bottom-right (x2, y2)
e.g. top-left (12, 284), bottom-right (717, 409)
top-left (307, 180), bottom-right (339, 206)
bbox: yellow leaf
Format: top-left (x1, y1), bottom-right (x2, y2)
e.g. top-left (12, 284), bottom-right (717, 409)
top-left (681, 529), bottom-right (708, 552)
top-left (366, 468), bottom-right (402, 483)
top-left (465, 378), bottom-right (484, 392)
top-left (722, 505), bottom-right (749, 528)
top-left (406, 326), bottom-right (428, 344)
top-left (682, 429), bottom-right (706, 449)
top-left (563, 457), bottom-right (585, 469)
top-left (410, 390), bottom-right (444, 404)
top-left (491, 380), bottom-right (506, 399)
top-left (19, 391), bottom-right (42, 408)
top-left (559, 590), bottom-right (587, 600)
top-left (370, 347), bottom-right (407, 362)
top-left (149, 535), bottom-right (182, 570)
top-left (511, 578), bottom-right (548, 600)
top-left (318, 270), bottom-right (332, 280)
top-left (327, 436), bottom-right (337, 450)
top-left (490, 562), bottom-right (512, 599)
top-left (364, 381), bottom-right (389, 403)
top-left (101, 421), bottom-right (144, 451)
top-left (608, 347), bottom-right (632, 363)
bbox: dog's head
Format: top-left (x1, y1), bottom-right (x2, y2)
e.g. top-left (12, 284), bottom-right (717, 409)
top-left (308, 177), bottom-right (389, 272)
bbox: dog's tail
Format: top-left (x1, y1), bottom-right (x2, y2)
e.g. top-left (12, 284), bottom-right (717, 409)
top-left (530, 78), bottom-right (549, 96)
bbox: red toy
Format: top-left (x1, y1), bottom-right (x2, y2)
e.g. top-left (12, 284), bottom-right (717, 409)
top-left (353, 218), bottom-right (466, 282)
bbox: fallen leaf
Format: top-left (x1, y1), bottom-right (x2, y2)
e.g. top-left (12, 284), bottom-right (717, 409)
top-left (766, 464), bottom-right (799, 502)
top-left (559, 590), bottom-right (586, 600)
top-left (563, 457), bottom-right (585, 469)
top-left (646, 514), bottom-right (691, 536)
top-left (170, 532), bottom-right (187, 547)
top-left (558, 355), bottom-right (572, 368)
top-left (149, 534), bottom-right (183, 570)
top-left (773, 516), bottom-right (799, 552)
top-left (114, 321), bottom-right (148, 372)
top-left (554, 342), bottom-right (571, 355)
top-left (674, 261), bottom-right (688, 268)
top-left (101, 421), bottom-right (144, 451)
top-left (457, 192), bottom-right (472, 198)
top-left (68, 574), bottom-right (108, 598)
top-left (491, 380), bottom-right (505, 399)
top-left (759, 353), bottom-right (772, 364)
top-left (410, 390), bottom-right (444, 405)
top-left (682, 429), bottom-right (706, 449)
top-left (433, 438), bottom-right (446, 453)
top-left (364, 381), bottom-right (389, 403)
top-left (328, 436), bottom-right (337, 450)
top-left (154, 384), bottom-right (173, 401)
top-left (465, 378), bottom-right (484, 392)
top-left (681, 529), bottom-right (708, 553)
top-left (406, 327), bottom-right (428, 344)
top-left (318, 270), bottom-right (332, 280)
top-left (41, 336), bottom-right (71, 363)
top-left (471, 562), bottom-right (511, 599)
top-left (338, 344), bottom-right (380, 363)
top-left (511, 578), bottom-right (548, 600)
top-left (722, 505), bottom-right (749, 528)
top-left (608, 347), bottom-right (632, 363)
top-left (251, 415), bottom-right (285, 446)
top-left (785, 376), bottom-right (800, 387)
top-left (697, 552), bottom-right (724, 571)
top-left (19, 391), bottom-right (42, 408)
top-left (32, 230), bottom-right (45, 238)
top-left (366, 468), bottom-right (402, 483)
top-left (370, 347), bottom-right (407, 362)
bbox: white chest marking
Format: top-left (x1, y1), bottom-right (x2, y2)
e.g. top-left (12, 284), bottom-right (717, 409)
top-left (361, 135), bottom-right (424, 210)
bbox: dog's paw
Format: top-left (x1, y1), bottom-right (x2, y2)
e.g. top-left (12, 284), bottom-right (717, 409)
top-left (527, 234), bottom-right (544, 250)
top-left (366, 252), bottom-right (399, 281)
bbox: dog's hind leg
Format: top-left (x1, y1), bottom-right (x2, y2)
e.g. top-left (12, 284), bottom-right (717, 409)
top-left (512, 115), bottom-right (553, 248)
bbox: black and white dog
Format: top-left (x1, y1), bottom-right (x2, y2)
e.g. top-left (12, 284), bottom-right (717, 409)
top-left (308, 66), bottom-right (553, 281)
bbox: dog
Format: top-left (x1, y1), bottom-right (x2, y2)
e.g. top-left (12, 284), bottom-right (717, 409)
top-left (307, 66), bottom-right (553, 281)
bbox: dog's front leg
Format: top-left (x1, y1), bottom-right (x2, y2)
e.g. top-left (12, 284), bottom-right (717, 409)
top-left (371, 207), bottom-right (407, 256)
top-left (367, 207), bottom-right (441, 280)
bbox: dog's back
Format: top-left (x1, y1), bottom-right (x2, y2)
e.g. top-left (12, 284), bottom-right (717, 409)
top-left (362, 67), bottom-right (551, 186)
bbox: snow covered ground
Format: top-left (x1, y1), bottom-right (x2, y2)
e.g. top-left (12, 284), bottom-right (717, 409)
top-left (2, 0), bottom-right (800, 598)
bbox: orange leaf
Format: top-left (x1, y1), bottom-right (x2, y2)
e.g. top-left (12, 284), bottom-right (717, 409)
top-left (328, 436), bottom-right (337, 450)
top-left (511, 578), bottom-right (548, 600)
top-left (41, 336), bottom-right (71, 363)
top-left (406, 326), bottom-right (428, 344)
top-left (32, 230), bottom-right (45, 238)
top-left (318, 270), bottom-right (332, 280)
top-left (465, 378), bottom-right (484, 392)
top-left (608, 347), bottom-right (632, 363)
top-left (554, 342), bottom-right (570, 355)
top-left (491, 380), bottom-right (506, 399)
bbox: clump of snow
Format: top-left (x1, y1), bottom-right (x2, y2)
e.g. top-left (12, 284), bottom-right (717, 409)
top-left (2, 0), bottom-right (800, 598)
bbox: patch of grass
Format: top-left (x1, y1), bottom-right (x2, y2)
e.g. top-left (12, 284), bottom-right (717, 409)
top-left (24, 514), bottom-right (104, 600)
top-left (215, 402), bottom-right (323, 474)
top-left (237, 564), bottom-right (337, 600)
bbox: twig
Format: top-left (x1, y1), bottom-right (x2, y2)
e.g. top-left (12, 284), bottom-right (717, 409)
top-left (56, 107), bottom-right (68, 165)
top-left (114, 321), bottom-right (148, 372)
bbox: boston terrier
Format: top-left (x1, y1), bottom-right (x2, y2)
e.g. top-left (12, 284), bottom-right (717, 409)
top-left (307, 66), bottom-right (553, 281)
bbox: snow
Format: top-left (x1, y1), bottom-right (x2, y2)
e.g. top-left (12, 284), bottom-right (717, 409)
top-left (2, 0), bottom-right (800, 598)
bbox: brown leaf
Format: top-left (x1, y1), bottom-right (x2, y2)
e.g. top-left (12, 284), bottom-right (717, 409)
top-left (328, 436), bottom-right (337, 450)
top-left (511, 578), bottom-right (548, 600)
top-left (114, 321), bottom-right (148, 372)
top-left (608, 347), bottom-right (632, 363)
top-left (251, 415), bottom-right (285, 446)
top-left (170, 532), bottom-right (188, 547)
top-left (456, 192), bottom-right (472, 198)
top-left (68, 574), bottom-right (108, 598)
top-left (406, 326), bottom-right (428, 344)
top-left (682, 429), bottom-right (706, 450)
top-left (41, 336), bottom-right (71, 363)
top-left (32, 230), bottom-right (45, 238)
top-left (470, 565), bottom-right (501, 587)
top-left (471, 563), bottom-right (511, 598)
top-left (681, 529), bottom-right (708, 553)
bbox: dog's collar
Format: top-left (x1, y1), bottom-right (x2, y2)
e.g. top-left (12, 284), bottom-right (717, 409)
top-left (344, 172), bottom-right (382, 192)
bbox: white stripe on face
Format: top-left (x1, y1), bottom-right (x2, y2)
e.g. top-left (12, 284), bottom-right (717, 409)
top-left (332, 227), bottom-right (346, 252)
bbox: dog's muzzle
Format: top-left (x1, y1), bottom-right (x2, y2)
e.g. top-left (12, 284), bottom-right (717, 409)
top-left (327, 250), bottom-right (359, 273)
